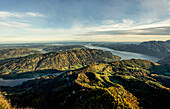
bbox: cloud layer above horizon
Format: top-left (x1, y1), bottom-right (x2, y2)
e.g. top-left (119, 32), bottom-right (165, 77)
top-left (0, 0), bottom-right (170, 43)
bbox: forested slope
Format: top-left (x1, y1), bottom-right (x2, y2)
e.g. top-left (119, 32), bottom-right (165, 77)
top-left (1, 59), bottom-right (169, 109)
top-left (0, 49), bottom-right (120, 76)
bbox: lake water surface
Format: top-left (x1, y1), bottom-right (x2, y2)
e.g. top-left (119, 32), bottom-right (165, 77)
top-left (0, 72), bottom-right (64, 87)
top-left (85, 45), bottom-right (160, 62)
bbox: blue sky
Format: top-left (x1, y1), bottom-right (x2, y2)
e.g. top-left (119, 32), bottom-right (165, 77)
top-left (0, 0), bottom-right (170, 43)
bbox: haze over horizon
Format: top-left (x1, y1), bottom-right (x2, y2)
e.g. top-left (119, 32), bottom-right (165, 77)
top-left (0, 0), bottom-right (170, 43)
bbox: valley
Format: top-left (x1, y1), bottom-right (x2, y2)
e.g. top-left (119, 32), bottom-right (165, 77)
top-left (0, 1), bottom-right (169, 109)
top-left (0, 41), bottom-right (169, 109)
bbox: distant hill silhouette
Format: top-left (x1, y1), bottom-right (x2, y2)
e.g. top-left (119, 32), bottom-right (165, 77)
top-left (92, 40), bottom-right (170, 58)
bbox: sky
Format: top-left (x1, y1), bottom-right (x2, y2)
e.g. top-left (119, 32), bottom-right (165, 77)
top-left (0, 0), bottom-right (170, 43)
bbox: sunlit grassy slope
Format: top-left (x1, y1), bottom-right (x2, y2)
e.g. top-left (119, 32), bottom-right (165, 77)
top-left (0, 49), bottom-right (120, 78)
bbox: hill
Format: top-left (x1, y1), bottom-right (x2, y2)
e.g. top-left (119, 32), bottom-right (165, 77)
top-left (1, 59), bottom-right (169, 109)
top-left (43, 45), bottom-right (86, 52)
top-left (0, 92), bottom-right (11, 109)
top-left (92, 40), bottom-right (170, 58)
top-left (0, 49), bottom-right (120, 78)
top-left (0, 45), bottom-right (86, 60)
top-left (158, 55), bottom-right (170, 65)
top-left (0, 48), bottom-right (40, 60)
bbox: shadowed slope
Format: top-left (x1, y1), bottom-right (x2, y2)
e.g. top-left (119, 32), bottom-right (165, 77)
top-left (1, 59), bottom-right (169, 109)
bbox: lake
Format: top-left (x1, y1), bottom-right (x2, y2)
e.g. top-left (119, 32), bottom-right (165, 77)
top-left (85, 45), bottom-right (160, 62)
top-left (0, 78), bottom-right (34, 87)
top-left (0, 72), bottom-right (64, 87)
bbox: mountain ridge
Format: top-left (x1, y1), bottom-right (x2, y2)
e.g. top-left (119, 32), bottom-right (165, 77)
top-left (0, 49), bottom-right (120, 77)
top-left (92, 40), bottom-right (170, 59)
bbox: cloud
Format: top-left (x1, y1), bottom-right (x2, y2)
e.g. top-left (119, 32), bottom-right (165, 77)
top-left (26, 12), bottom-right (44, 17)
top-left (0, 11), bottom-right (21, 18)
top-left (78, 26), bottom-right (170, 36)
top-left (0, 11), bottom-right (44, 18)
top-left (139, 0), bottom-right (170, 19)
top-left (0, 21), bottom-right (32, 28)
top-left (0, 16), bottom-right (169, 42)
top-left (72, 18), bottom-right (170, 37)
top-left (102, 20), bottom-right (114, 25)
top-left (0, 35), bottom-right (20, 37)
top-left (0, 11), bottom-right (45, 34)
top-left (0, 0), bottom-right (169, 43)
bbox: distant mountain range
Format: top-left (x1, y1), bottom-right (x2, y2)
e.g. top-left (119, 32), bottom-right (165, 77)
top-left (43, 45), bottom-right (86, 52)
top-left (92, 40), bottom-right (170, 64)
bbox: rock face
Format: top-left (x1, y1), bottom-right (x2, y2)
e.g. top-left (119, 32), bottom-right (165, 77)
top-left (0, 49), bottom-right (120, 75)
